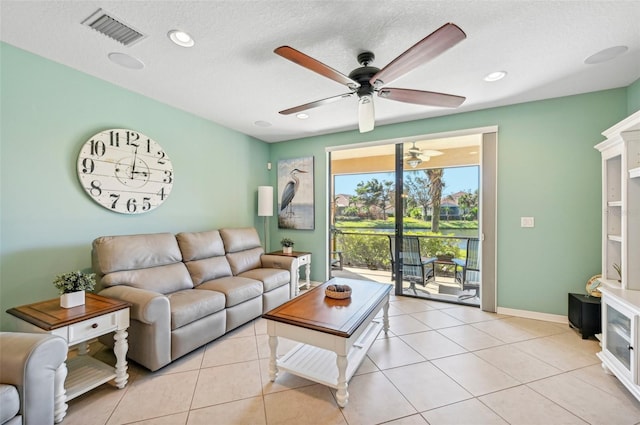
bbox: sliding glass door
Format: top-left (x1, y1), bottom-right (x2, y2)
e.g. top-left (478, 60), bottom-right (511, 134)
top-left (329, 133), bottom-right (485, 307)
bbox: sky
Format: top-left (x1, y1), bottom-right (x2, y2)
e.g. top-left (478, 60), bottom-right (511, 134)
top-left (334, 165), bottom-right (479, 196)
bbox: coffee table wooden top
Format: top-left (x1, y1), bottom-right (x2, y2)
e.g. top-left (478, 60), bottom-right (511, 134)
top-left (263, 278), bottom-right (391, 338)
top-left (7, 293), bottom-right (130, 331)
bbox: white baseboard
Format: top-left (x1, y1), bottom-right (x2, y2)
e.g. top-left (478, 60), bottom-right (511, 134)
top-left (497, 306), bottom-right (568, 324)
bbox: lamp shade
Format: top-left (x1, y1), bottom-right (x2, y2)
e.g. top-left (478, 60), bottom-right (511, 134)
top-left (258, 186), bottom-right (273, 217)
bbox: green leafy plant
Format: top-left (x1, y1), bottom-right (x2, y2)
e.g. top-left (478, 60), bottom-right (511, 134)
top-left (280, 238), bottom-right (295, 248)
top-left (53, 270), bottom-right (96, 294)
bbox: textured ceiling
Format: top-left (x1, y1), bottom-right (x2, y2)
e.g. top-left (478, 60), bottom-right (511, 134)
top-left (1, 1), bottom-right (639, 143)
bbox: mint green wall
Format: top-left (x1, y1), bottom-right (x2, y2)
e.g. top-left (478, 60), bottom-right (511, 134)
top-left (627, 78), bottom-right (640, 114)
top-left (269, 89), bottom-right (629, 316)
top-left (0, 42), bottom-right (634, 324)
top-left (0, 43), bottom-right (269, 329)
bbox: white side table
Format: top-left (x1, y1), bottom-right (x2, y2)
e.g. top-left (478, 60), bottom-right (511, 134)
top-left (268, 251), bottom-right (311, 296)
top-left (7, 293), bottom-right (130, 423)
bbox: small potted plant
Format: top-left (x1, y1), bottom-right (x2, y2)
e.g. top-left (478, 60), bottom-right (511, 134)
top-left (53, 270), bottom-right (96, 308)
top-left (613, 263), bottom-right (622, 282)
top-left (280, 238), bottom-right (295, 254)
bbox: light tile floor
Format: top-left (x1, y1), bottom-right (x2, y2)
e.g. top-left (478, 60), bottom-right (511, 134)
top-left (63, 295), bottom-right (640, 425)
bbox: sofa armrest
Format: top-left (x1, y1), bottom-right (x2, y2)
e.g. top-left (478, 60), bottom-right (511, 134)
top-left (0, 332), bottom-right (67, 425)
top-left (261, 254), bottom-right (298, 297)
top-left (99, 286), bottom-right (169, 325)
top-left (260, 254), bottom-right (295, 272)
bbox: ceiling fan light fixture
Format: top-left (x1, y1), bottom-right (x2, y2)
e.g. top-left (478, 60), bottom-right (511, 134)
top-left (358, 95), bottom-right (374, 133)
top-left (407, 157), bottom-right (422, 168)
top-left (168, 30), bottom-right (195, 47)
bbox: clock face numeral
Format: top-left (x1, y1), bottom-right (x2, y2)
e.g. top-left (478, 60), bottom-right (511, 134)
top-left (77, 129), bottom-right (174, 214)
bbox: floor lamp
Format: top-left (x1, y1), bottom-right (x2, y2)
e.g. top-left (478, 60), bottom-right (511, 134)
top-left (258, 186), bottom-right (273, 250)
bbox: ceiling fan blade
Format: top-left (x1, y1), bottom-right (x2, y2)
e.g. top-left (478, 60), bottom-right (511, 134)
top-left (358, 95), bottom-right (375, 133)
top-left (370, 23), bottom-right (466, 87)
top-left (378, 87), bottom-right (465, 108)
top-left (275, 46), bottom-right (360, 89)
top-left (279, 93), bottom-right (354, 115)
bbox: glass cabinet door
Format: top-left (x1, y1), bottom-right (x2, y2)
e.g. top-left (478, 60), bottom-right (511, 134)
top-left (605, 303), bottom-right (633, 372)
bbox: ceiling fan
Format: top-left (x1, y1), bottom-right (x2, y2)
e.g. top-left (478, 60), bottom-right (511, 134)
top-left (405, 142), bottom-right (443, 168)
top-left (274, 23), bottom-right (467, 133)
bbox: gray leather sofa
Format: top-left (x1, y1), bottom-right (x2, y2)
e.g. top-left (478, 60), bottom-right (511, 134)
top-left (0, 332), bottom-right (67, 425)
top-left (92, 227), bottom-right (295, 371)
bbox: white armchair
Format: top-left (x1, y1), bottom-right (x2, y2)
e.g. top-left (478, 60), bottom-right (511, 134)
top-left (0, 332), bottom-right (67, 425)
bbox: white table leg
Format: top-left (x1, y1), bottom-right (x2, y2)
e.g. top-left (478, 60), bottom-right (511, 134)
top-left (268, 335), bottom-right (279, 381)
top-left (54, 362), bottom-right (68, 423)
top-left (113, 328), bottom-right (129, 389)
top-left (295, 265), bottom-right (301, 296)
top-left (336, 354), bottom-right (349, 407)
top-left (305, 262), bottom-right (311, 289)
top-left (383, 299), bottom-right (390, 334)
top-left (77, 341), bottom-right (89, 356)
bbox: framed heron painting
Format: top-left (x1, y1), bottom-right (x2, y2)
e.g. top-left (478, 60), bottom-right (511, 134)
top-left (277, 156), bottom-right (314, 229)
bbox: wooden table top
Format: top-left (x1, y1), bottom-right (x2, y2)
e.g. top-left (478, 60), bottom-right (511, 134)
top-left (262, 278), bottom-right (391, 338)
top-left (267, 251), bottom-right (311, 258)
top-left (6, 293), bottom-right (130, 331)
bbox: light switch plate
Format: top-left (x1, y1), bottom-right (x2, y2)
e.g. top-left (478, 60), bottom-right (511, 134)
top-left (521, 217), bottom-right (535, 227)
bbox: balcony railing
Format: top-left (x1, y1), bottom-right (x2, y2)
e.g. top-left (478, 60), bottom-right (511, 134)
top-left (332, 230), bottom-right (473, 277)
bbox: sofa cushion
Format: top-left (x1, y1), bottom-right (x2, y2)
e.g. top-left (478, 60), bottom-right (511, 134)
top-left (176, 230), bottom-right (225, 261)
top-left (185, 256), bottom-right (233, 286)
top-left (93, 233), bottom-right (182, 274)
top-left (219, 227), bottom-right (261, 253)
top-left (226, 247), bottom-right (264, 275)
top-left (101, 263), bottom-right (193, 294)
top-left (0, 384), bottom-right (19, 424)
top-left (197, 277), bottom-right (262, 307)
top-left (239, 268), bottom-right (290, 292)
top-left (167, 289), bottom-right (226, 330)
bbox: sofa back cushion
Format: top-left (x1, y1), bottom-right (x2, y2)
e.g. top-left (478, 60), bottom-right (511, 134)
top-left (226, 248), bottom-right (264, 276)
top-left (176, 230), bottom-right (225, 261)
top-left (177, 230), bottom-right (233, 285)
top-left (101, 263), bottom-right (193, 294)
top-left (92, 233), bottom-right (193, 294)
top-left (219, 228), bottom-right (264, 275)
top-left (219, 227), bottom-right (262, 253)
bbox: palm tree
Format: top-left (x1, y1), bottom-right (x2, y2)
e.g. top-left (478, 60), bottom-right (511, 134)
top-left (426, 168), bottom-right (445, 232)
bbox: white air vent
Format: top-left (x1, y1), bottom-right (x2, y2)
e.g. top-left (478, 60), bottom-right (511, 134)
top-left (82, 9), bottom-right (146, 46)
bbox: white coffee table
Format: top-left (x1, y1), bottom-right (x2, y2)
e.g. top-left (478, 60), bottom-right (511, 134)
top-left (263, 278), bottom-right (391, 407)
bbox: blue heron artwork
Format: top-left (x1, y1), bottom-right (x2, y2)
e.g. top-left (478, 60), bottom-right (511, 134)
top-left (277, 156), bottom-right (314, 229)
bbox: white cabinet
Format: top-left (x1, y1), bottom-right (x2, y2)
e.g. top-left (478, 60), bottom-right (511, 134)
top-left (595, 110), bottom-right (640, 290)
top-left (596, 111), bottom-right (640, 402)
top-left (598, 287), bottom-right (639, 401)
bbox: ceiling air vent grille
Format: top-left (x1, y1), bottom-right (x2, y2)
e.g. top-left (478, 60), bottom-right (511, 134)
top-left (82, 9), bottom-right (145, 46)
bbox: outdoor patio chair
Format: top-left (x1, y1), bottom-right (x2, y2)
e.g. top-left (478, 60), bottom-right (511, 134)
top-left (453, 238), bottom-right (480, 300)
top-left (388, 236), bottom-right (436, 288)
top-left (331, 250), bottom-right (344, 270)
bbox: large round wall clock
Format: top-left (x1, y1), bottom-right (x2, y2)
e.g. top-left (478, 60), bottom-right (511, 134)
top-left (77, 129), bottom-right (174, 214)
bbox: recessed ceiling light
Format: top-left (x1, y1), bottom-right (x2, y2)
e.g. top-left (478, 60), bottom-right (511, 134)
top-left (254, 120), bottom-right (272, 127)
top-left (168, 30), bottom-right (194, 47)
top-left (584, 45), bottom-right (628, 64)
top-left (108, 52), bottom-right (144, 69)
top-left (484, 71), bottom-right (507, 82)
top-left (296, 113), bottom-right (309, 120)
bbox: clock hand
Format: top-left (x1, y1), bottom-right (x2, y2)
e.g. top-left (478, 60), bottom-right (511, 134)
top-left (130, 147), bottom-right (138, 180)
